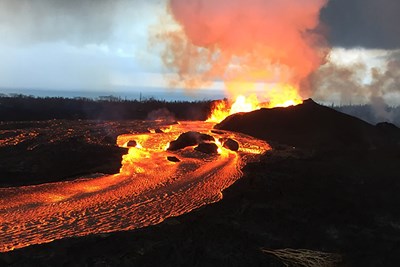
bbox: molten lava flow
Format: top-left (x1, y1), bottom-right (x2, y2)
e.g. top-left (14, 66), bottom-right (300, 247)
top-left (0, 121), bottom-right (270, 252)
top-left (207, 84), bottom-right (303, 123)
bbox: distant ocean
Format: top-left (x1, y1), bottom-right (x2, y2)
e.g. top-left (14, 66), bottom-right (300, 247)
top-left (0, 87), bottom-right (226, 102)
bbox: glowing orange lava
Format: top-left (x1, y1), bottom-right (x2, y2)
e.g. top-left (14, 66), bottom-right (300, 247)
top-left (207, 84), bottom-right (303, 123)
top-left (0, 121), bottom-right (270, 252)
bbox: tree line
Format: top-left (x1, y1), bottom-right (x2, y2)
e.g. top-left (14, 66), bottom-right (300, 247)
top-left (1, 94), bottom-right (399, 126)
top-left (0, 94), bottom-right (213, 121)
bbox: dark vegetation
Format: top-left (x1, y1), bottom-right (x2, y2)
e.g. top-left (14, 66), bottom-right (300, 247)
top-left (1, 94), bottom-right (400, 125)
top-left (0, 97), bottom-right (400, 266)
top-left (0, 94), bottom-right (212, 121)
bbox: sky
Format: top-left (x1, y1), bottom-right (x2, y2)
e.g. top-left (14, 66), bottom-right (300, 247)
top-left (0, 0), bottom-right (399, 104)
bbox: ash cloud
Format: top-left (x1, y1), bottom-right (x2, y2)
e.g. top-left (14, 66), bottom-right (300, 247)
top-left (321, 0), bottom-right (400, 49)
top-left (154, 0), bottom-right (329, 97)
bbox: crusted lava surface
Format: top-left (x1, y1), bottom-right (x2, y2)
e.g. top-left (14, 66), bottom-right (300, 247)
top-left (0, 120), bottom-right (173, 187)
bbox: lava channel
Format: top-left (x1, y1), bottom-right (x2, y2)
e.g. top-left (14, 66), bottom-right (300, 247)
top-left (0, 121), bottom-right (270, 252)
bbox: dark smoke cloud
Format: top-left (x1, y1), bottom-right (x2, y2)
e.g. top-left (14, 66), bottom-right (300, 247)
top-left (321, 0), bottom-right (400, 49)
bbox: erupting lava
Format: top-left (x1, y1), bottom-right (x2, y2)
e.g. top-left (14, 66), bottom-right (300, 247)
top-left (207, 84), bottom-right (303, 123)
top-left (0, 0), bottom-right (330, 253)
top-left (154, 0), bottom-right (328, 116)
top-left (0, 121), bottom-right (269, 252)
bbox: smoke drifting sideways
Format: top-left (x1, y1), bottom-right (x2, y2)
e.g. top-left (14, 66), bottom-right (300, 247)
top-left (311, 49), bottom-right (400, 122)
top-left (153, 0), bottom-right (329, 98)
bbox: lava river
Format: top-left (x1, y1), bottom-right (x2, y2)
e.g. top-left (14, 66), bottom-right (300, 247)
top-left (0, 121), bottom-right (270, 252)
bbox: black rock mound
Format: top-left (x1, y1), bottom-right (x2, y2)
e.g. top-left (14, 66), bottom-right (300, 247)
top-left (216, 99), bottom-right (399, 150)
top-left (167, 156), bottom-right (181, 162)
top-left (126, 140), bottom-right (137, 147)
top-left (168, 131), bottom-right (214, 151)
top-left (376, 122), bottom-right (400, 145)
top-left (195, 142), bottom-right (219, 154)
top-left (219, 138), bottom-right (239, 151)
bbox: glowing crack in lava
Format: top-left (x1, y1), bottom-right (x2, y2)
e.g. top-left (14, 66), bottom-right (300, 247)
top-left (0, 121), bottom-right (269, 252)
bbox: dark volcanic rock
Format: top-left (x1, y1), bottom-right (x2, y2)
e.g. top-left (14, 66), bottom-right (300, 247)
top-left (376, 122), bottom-right (399, 132)
top-left (0, 139), bottom-right (127, 187)
top-left (102, 135), bottom-right (115, 144)
top-left (216, 99), bottom-right (393, 150)
top-left (155, 128), bottom-right (164, 133)
top-left (2, 119), bottom-right (400, 266)
top-left (168, 131), bottom-right (214, 151)
top-left (220, 138), bottom-right (239, 151)
top-left (211, 130), bottom-right (225, 134)
top-left (0, 120), bottom-right (146, 187)
top-left (167, 156), bottom-right (181, 162)
top-left (4, 146), bottom-right (400, 266)
top-left (195, 142), bottom-right (219, 154)
top-left (126, 140), bottom-right (137, 147)
top-left (376, 122), bottom-right (400, 145)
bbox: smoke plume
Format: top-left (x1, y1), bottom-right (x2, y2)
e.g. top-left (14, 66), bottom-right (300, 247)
top-left (154, 0), bottom-right (329, 98)
top-left (311, 50), bottom-right (400, 121)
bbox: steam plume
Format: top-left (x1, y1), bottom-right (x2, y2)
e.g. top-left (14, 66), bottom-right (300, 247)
top-left (154, 0), bottom-right (329, 98)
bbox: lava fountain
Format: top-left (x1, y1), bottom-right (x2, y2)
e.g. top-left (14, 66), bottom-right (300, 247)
top-left (207, 84), bottom-right (304, 123)
top-left (153, 0), bottom-right (328, 120)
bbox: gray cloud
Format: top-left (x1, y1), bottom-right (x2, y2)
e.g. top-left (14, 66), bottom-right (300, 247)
top-left (2, 0), bottom-right (398, 50)
top-left (0, 0), bottom-right (166, 91)
top-left (0, 0), bottom-right (120, 45)
top-left (321, 0), bottom-right (400, 49)
top-left (0, 0), bottom-right (161, 45)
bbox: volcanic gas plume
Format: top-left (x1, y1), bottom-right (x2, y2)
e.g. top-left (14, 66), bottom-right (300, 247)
top-left (154, 0), bottom-right (329, 121)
